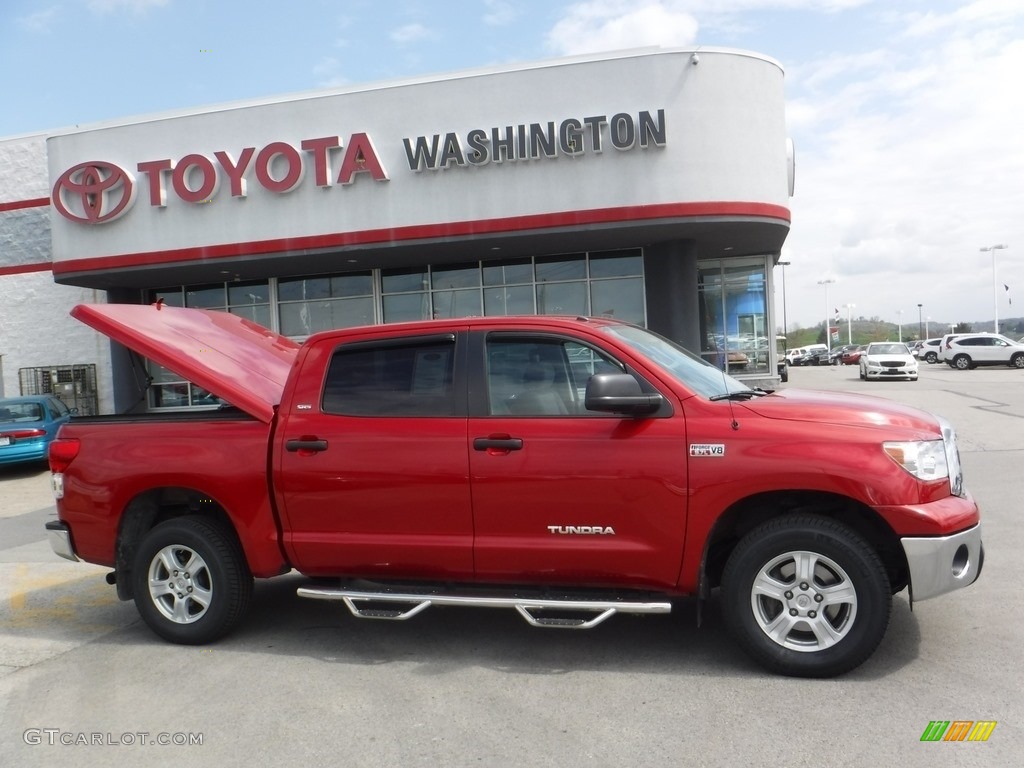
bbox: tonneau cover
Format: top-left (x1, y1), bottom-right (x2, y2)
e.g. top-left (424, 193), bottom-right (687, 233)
top-left (72, 303), bottom-right (300, 423)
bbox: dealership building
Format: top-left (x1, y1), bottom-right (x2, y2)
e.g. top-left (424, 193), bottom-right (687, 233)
top-left (0, 47), bottom-right (793, 415)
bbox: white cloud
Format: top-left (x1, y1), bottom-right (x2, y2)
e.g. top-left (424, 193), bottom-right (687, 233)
top-left (895, 0), bottom-right (1023, 37)
top-left (546, 1), bottom-right (699, 56)
top-left (782, 18), bottom-right (1024, 325)
top-left (312, 57), bottom-right (349, 89)
top-left (18, 6), bottom-right (59, 32)
top-left (483, 0), bottom-right (518, 26)
top-left (88, 0), bottom-right (170, 12)
top-left (390, 22), bottom-right (435, 45)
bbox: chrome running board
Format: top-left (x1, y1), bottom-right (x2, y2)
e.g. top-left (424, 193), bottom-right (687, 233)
top-left (296, 585), bottom-right (671, 629)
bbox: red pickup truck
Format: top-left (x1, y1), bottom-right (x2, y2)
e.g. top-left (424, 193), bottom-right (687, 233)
top-left (46, 304), bottom-right (983, 677)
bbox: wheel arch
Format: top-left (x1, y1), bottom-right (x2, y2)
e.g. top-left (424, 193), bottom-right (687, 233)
top-left (114, 487), bottom-right (240, 601)
top-left (699, 490), bottom-right (908, 599)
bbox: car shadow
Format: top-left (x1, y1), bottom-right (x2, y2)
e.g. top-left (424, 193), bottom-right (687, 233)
top-left (79, 572), bottom-right (922, 682)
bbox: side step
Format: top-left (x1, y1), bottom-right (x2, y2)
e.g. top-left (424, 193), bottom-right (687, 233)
top-left (296, 585), bottom-right (672, 630)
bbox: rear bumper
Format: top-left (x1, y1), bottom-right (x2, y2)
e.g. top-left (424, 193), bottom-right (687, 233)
top-left (0, 441), bottom-right (47, 465)
top-left (901, 523), bottom-right (983, 603)
top-left (45, 520), bottom-right (79, 562)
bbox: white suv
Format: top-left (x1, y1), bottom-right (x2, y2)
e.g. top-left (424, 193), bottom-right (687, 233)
top-left (915, 338), bottom-right (943, 364)
top-left (942, 333), bottom-right (1024, 369)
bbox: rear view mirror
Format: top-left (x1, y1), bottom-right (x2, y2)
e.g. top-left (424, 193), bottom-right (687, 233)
top-left (585, 373), bottom-right (663, 416)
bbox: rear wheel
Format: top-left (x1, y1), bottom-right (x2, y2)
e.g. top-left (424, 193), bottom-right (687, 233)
top-left (131, 515), bottom-right (253, 644)
top-left (721, 515), bottom-right (891, 678)
top-left (952, 354), bottom-right (972, 370)
top-left (924, 351), bottom-right (938, 364)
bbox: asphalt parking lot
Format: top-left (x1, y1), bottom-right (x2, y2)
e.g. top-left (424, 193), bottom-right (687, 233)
top-left (1, 361), bottom-right (1020, 767)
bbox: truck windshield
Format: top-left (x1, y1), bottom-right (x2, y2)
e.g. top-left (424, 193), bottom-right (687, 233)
top-left (600, 324), bottom-right (751, 399)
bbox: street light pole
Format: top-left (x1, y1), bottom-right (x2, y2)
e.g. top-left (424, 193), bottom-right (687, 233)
top-left (897, 309), bottom-right (903, 343)
top-left (917, 303), bottom-right (923, 340)
top-left (845, 303), bottom-right (855, 344)
top-left (980, 244), bottom-right (1008, 333)
top-left (818, 278), bottom-right (836, 354)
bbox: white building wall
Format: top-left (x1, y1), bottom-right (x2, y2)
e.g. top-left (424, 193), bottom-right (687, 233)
top-left (0, 272), bottom-right (113, 412)
top-left (0, 134), bottom-right (115, 411)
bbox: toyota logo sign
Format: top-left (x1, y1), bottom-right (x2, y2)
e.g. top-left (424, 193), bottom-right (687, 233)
top-left (52, 161), bottom-right (136, 224)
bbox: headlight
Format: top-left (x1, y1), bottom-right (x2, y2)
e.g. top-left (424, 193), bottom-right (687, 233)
top-left (883, 439), bottom-right (949, 482)
top-left (938, 417), bottom-right (964, 496)
top-left (883, 417), bottom-right (963, 496)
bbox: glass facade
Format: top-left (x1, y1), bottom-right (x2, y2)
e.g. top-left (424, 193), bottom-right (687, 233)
top-left (697, 257), bottom-right (771, 375)
top-left (145, 248), bottom-right (646, 409)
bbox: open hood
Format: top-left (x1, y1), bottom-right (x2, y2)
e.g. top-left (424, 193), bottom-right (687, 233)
top-left (72, 303), bottom-right (300, 423)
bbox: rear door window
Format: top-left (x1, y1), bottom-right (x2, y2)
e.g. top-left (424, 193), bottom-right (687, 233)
top-left (322, 335), bottom-right (458, 416)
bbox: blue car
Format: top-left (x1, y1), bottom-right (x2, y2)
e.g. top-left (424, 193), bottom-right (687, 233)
top-left (0, 396), bottom-right (75, 467)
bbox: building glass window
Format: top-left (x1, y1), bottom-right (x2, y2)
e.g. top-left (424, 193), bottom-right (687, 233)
top-left (697, 257), bottom-right (770, 375)
top-left (484, 284), bottom-right (535, 316)
top-left (431, 262), bottom-right (482, 319)
top-left (278, 273), bottom-right (374, 336)
top-left (381, 267), bottom-right (430, 323)
top-left (143, 248), bottom-right (645, 409)
top-left (153, 288), bottom-right (184, 307)
top-left (483, 260), bottom-right (533, 286)
top-left (228, 281), bottom-right (271, 327)
top-left (185, 284), bottom-right (227, 309)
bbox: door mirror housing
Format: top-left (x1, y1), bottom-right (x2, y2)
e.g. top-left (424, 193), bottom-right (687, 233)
top-left (585, 373), bottom-right (663, 416)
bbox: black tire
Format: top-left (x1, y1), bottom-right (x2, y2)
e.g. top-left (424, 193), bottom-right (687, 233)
top-left (1011, 353), bottom-right (1024, 369)
top-left (721, 515), bottom-right (891, 678)
top-left (952, 354), bottom-right (972, 371)
top-left (131, 515), bottom-right (253, 644)
top-left (924, 351), bottom-right (938, 364)
top-left (859, 369), bottom-right (866, 380)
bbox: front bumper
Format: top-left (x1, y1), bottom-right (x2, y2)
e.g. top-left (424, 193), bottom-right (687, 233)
top-left (865, 366), bottom-right (918, 380)
top-left (901, 523), bottom-right (983, 603)
top-left (45, 520), bottom-right (79, 562)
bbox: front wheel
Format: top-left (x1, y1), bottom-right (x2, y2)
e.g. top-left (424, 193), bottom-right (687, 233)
top-left (721, 515), bottom-right (891, 678)
top-left (1011, 353), bottom-right (1024, 369)
top-left (131, 516), bottom-right (253, 644)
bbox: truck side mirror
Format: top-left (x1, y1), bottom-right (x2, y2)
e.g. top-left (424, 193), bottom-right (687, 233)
top-left (584, 373), bottom-right (663, 416)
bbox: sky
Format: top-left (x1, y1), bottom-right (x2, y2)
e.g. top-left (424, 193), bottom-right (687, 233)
top-left (2, 0), bottom-right (1022, 334)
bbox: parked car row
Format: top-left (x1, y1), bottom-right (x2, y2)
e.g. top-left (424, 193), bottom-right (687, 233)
top-left (785, 344), bottom-right (828, 366)
top-left (785, 343), bottom-right (868, 367)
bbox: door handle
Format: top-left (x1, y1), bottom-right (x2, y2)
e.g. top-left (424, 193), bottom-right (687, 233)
top-left (473, 437), bottom-right (523, 452)
top-left (286, 438), bottom-right (329, 452)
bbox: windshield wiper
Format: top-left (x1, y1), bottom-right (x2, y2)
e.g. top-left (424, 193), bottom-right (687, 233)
top-left (709, 390), bottom-right (763, 401)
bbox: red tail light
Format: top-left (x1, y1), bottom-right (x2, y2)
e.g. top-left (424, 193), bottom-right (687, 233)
top-left (2, 429), bottom-right (47, 439)
top-left (48, 438), bottom-right (81, 473)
